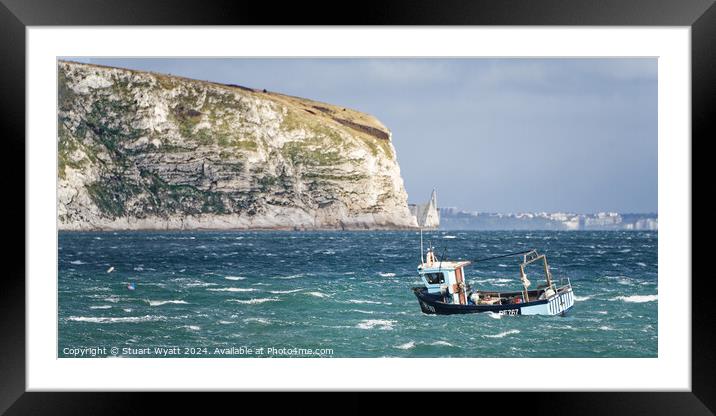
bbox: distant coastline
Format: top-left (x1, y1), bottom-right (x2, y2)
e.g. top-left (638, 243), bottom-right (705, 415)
top-left (56, 208), bottom-right (658, 232)
top-left (439, 208), bottom-right (657, 231)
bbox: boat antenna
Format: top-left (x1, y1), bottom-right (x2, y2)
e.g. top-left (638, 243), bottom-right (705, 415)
top-left (472, 249), bottom-right (533, 264)
top-left (438, 247), bottom-right (447, 269)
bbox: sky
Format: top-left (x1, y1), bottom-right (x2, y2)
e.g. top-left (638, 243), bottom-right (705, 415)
top-left (69, 57), bottom-right (657, 213)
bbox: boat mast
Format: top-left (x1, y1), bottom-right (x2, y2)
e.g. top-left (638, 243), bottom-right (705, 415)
top-left (420, 228), bottom-right (424, 266)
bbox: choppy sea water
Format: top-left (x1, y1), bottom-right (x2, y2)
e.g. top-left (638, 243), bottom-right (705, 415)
top-left (58, 231), bottom-right (657, 358)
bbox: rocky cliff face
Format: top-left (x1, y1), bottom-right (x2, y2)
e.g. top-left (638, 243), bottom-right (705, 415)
top-left (58, 61), bottom-right (417, 230)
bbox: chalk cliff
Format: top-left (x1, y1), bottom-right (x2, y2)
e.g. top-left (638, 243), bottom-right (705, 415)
top-left (57, 61), bottom-right (417, 230)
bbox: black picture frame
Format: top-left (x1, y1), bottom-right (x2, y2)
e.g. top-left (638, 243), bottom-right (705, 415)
top-left (1, 0), bottom-right (711, 413)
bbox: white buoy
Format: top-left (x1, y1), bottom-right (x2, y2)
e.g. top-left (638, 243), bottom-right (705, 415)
top-left (107, 266), bottom-right (115, 273)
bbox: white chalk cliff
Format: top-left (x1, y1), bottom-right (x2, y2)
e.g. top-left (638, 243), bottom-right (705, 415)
top-left (58, 61), bottom-right (418, 230)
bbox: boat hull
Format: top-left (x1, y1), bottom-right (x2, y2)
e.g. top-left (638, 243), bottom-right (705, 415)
top-left (412, 285), bottom-right (574, 316)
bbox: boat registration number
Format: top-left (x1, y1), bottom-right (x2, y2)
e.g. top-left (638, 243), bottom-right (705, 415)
top-left (499, 309), bottom-right (519, 316)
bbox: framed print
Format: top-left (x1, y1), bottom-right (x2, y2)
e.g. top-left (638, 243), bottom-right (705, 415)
top-left (2, 0), bottom-right (712, 413)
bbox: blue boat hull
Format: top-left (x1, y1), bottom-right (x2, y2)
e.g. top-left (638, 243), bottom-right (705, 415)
top-left (412, 286), bottom-right (574, 316)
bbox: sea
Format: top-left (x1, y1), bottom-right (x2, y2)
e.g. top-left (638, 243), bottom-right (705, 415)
top-left (58, 230), bottom-right (657, 358)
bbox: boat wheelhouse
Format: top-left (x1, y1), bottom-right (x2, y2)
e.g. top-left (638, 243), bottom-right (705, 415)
top-left (413, 247), bottom-right (574, 316)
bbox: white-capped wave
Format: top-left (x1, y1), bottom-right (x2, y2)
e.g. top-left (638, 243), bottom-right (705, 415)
top-left (89, 305), bottom-right (112, 310)
top-left (68, 315), bottom-right (167, 323)
top-left (474, 278), bottom-right (512, 284)
top-left (224, 276), bottom-right (246, 281)
top-left (268, 289), bottom-right (303, 294)
top-left (147, 300), bottom-right (188, 307)
top-left (69, 260), bottom-right (86, 265)
top-left (346, 299), bottom-right (391, 305)
top-left (228, 298), bottom-right (280, 304)
top-left (356, 319), bottom-right (395, 330)
top-left (431, 340), bottom-right (454, 347)
top-left (484, 329), bottom-right (520, 338)
top-left (604, 275), bottom-right (620, 280)
top-left (395, 341), bottom-right (415, 350)
top-left (275, 274), bottom-right (302, 280)
top-left (574, 295), bottom-right (593, 302)
top-left (305, 291), bottom-right (329, 298)
top-left (487, 312), bottom-right (502, 320)
top-left (613, 294), bottom-right (658, 303)
top-left (184, 281), bottom-right (218, 288)
top-left (378, 272), bottom-right (396, 277)
top-left (207, 288), bottom-right (257, 292)
top-left (183, 325), bottom-right (201, 331)
top-left (244, 317), bottom-right (271, 324)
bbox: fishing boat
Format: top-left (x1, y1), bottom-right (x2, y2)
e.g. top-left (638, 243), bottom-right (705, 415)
top-left (412, 244), bottom-right (575, 316)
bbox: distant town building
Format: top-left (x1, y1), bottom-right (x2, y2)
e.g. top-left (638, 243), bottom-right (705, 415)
top-left (584, 212), bottom-right (622, 228)
top-left (633, 218), bottom-right (658, 230)
top-left (409, 189), bottom-right (440, 229)
top-left (438, 208), bottom-right (657, 231)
